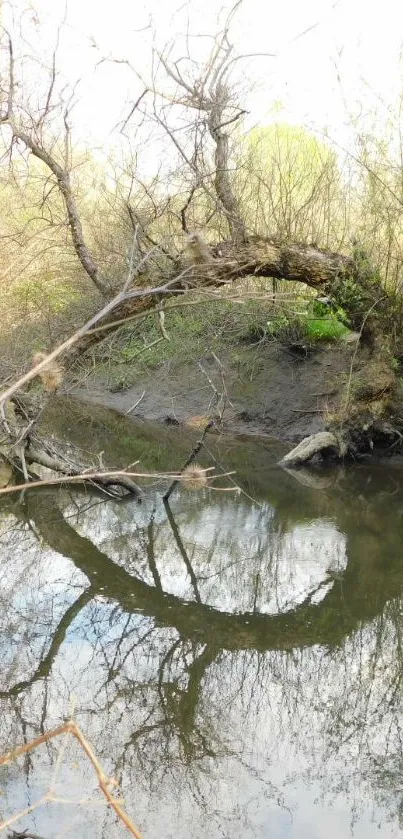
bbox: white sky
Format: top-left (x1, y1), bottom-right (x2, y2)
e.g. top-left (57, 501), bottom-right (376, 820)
top-left (5, 0), bottom-right (403, 164)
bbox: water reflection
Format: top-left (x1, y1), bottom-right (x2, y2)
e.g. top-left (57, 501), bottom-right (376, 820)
top-left (0, 416), bottom-right (402, 837)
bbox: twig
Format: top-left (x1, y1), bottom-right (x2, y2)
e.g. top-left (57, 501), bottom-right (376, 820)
top-left (0, 799), bottom-right (48, 834)
top-left (118, 337), bottom-right (163, 367)
top-left (197, 362), bottom-right (220, 402)
top-left (119, 88), bottom-right (148, 133)
top-left (157, 308), bottom-right (170, 340)
top-left (122, 227), bottom-right (140, 292)
top-left (202, 441), bottom-right (261, 506)
top-left (0, 403), bottom-right (11, 436)
top-left (0, 468), bottom-right (141, 497)
top-left (125, 392), bottom-right (146, 414)
top-left (180, 186), bottom-right (197, 232)
top-left (0, 466), bottom-right (214, 498)
top-left (69, 721), bottom-right (143, 838)
top-left (163, 501), bottom-right (201, 602)
top-left (18, 446), bottom-right (29, 483)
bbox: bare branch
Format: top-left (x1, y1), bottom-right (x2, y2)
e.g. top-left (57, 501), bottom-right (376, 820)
top-left (151, 14), bottom-right (248, 242)
top-left (118, 87), bottom-right (149, 133)
top-left (180, 185), bottom-right (197, 232)
top-left (0, 33), bottom-right (15, 122)
top-left (37, 3), bottom-right (67, 128)
top-left (157, 50), bottom-right (195, 97)
top-left (11, 126), bottom-right (108, 293)
top-left (0, 30), bottom-right (107, 295)
top-left (0, 721), bottom-right (145, 839)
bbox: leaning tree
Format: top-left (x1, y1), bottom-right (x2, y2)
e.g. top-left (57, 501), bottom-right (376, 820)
top-left (0, 2), bottom-right (402, 483)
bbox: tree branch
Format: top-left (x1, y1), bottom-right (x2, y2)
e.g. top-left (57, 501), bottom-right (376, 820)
top-left (10, 127), bottom-right (108, 295)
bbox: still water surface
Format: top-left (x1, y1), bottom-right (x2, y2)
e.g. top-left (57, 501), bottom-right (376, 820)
top-left (0, 405), bottom-right (403, 837)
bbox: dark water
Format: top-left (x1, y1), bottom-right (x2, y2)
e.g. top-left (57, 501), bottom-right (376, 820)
top-left (1, 402), bottom-right (403, 837)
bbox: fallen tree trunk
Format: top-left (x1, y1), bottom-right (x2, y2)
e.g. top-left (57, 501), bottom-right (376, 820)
top-left (66, 238), bottom-right (359, 359)
top-left (212, 238), bottom-right (355, 287)
top-left (25, 443), bottom-right (142, 496)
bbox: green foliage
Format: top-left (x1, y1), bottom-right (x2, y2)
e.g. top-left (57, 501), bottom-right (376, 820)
top-left (310, 298), bottom-right (350, 325)
top-left (266, 304), bottom-right (349, 347)
top-left (332, 275), bottom-right (368, 317)
top-left (327, 243), bottom-right (393, 333)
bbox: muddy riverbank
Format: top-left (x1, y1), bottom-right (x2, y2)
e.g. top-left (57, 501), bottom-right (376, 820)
top-left (69, 340), bottom-right (359, 444)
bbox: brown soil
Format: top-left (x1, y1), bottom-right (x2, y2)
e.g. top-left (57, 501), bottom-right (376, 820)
top-left (70, 341), bottom-right (364, 443)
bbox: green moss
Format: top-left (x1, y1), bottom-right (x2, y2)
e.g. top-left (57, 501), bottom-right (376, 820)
top-left (266, 309), bottom-right (349, 346)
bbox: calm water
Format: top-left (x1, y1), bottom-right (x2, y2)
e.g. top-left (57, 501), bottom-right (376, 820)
top-left (0, 401), bottom-right (403, 837)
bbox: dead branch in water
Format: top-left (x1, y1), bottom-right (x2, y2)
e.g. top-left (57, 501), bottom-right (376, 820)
top-left (0, 465), bottom-right (237, 498)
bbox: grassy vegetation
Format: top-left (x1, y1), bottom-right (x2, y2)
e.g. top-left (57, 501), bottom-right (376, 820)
top-left (84, 291), bottom-right (354, 392)
top-left (90, 296), bottom-right (277, 388)
top-left (304, 316), bottom-right (350, 341)
top-left (267, 313), bottom-right (349, 345)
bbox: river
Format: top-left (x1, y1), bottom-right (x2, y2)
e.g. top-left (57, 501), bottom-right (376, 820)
top-left (0, 400), bottom-right (402, 838)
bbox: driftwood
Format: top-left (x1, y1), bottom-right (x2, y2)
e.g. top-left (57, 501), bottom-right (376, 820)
top-left (25, 445), bottom-right (142, 496)
top-left (280, 431), bottom-right (346, 467)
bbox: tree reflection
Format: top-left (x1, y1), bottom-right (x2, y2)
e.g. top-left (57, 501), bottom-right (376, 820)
top-left (0, 461), bottom-right (402, 835)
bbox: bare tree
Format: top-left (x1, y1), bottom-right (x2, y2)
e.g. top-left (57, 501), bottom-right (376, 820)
top-left (0, 4), bottom-right (401, 471)
top-left (154, 6), bottom-right (250, 243)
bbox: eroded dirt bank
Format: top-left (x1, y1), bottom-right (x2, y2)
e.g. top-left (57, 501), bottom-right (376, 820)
top-left (68, 340), bottom-right (365, 444)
